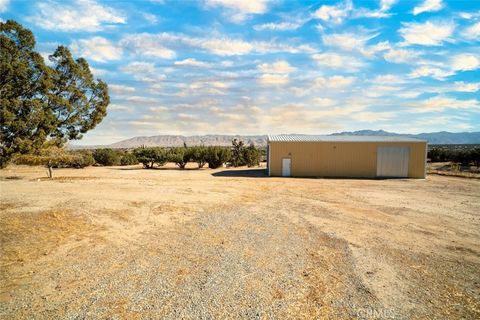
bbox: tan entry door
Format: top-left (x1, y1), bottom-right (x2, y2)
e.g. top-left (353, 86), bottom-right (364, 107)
top-left (282, 158), bottom-right (291, 177)
top-left (377, 147), bottom-right (409, 177)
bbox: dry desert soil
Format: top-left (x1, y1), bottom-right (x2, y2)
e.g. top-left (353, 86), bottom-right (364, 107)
top-left (1, 164), bottom-right (479, 319)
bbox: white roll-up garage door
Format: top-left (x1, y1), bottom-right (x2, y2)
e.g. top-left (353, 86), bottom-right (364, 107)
top-left (376, 146), bottom-right (410, 178)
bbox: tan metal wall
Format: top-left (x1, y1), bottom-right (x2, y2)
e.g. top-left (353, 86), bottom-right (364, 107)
top-left (268, 141), bottom-right (427, 178)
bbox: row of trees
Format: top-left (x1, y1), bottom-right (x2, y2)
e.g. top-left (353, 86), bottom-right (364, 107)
top-left (134, 140), bottom-right (262, 169)
top-left (13, 140), bottom-right (263, 177)
top-left (428, 147), bottom-right (480, 166)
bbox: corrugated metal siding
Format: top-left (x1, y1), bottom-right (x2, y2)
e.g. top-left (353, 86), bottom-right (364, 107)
top-left (269, 141), bottom-right (426, 178)
top-left (268, 135), bottom-right (426, 143)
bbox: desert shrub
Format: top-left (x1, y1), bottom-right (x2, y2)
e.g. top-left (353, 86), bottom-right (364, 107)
top-left (14, 147), bottom-right (81, 178)
top-left (231, 139), bottom-right (246, 167)
top-left (205, 146), bottom-right (231, 169)
top-left (190, 146), bottom-right (208, 168)
top-left (93, 148), bottom-right (120, 166)
top-left (68, 150), bottom-right (96, 168)
top-left (243, 143), bottom-right (262, 167)
top-left (133, 147), bottom-right (167, 168)
top-left (168, 147), bottom-right (191, 169)
top-left (120, 152), bottom-right (138, 166)
top-left (428, 147), bottom-right (480, 166)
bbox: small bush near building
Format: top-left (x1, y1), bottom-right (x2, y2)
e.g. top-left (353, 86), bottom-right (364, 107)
top-left (206, 146), bottom-right (231, 169)
top-left (243, 143), bottom-right (262, 167)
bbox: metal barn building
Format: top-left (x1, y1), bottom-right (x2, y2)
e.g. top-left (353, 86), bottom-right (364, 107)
top-left (267, 135), bottom-right (427, 178)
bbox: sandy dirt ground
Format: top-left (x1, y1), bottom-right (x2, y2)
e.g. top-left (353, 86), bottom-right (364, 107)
top-left (1, 164), bottom-right (479, 319)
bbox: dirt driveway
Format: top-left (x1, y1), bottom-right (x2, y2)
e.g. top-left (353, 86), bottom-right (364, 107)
top-left (1, 164), bottom-right (479, 319)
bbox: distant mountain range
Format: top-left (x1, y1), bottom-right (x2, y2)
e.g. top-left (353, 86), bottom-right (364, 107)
top-left (71, 130), bottom-right (480, 149)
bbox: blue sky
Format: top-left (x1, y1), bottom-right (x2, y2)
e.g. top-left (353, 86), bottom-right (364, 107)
top-left (1, 0), bottom-right (479, 144)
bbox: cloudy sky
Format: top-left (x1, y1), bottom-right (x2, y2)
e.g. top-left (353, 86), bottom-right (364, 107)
top-left (1, 0), bottom-right (479, 144)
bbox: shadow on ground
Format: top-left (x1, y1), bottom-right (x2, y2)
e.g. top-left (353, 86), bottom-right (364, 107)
top-left (211, 168), bottom-right (268, 178)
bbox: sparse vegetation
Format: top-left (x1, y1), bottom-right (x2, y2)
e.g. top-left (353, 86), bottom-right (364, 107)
top-left (14, 146), bottom-right (81, 178)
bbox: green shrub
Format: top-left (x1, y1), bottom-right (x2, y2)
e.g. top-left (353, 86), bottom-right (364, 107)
top-left (231, 139), bottom-right (245, 167)
top-left (190, 146), bottom-right (208, 168)
top-left (93, 148), bottom-right (120, 166)
top-left (120, 153), bottom-right (138, 166)
top-left (168, 147), bottom-right (191, 169)
top-left (428, 147), bottom-right (480, 166)
top-left (206, 146), bottom-right (231, 169)
top-left (69, 150), bottom-right (95, 168)
top-left (133, 147), bottom-right (167, 168)
top-left (243, 143), bottom-right (262, 167)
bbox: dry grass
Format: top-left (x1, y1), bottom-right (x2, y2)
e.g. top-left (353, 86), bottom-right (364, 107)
top-left (1, 164), bottom-right (479, 319)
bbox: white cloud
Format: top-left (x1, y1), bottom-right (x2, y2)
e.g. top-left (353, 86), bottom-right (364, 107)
top-left (313, 98), bottom-right (337, 107)
top-left (120, 34), bottom-right (176, 59)
top-left (313, 0), bottom-right (352, 24)
top-left (453, 81), bottom-right (480, 92)
top-left (253, 21), bottom-right (302, 31)
top-left (120, 32), bottom-right (315, 57)
top-left (411, 96), bottom-right (479, 112)
top-left (109, 84), bottom-right (136, 94)
top-left (353, 111), bottom-right (396, 122)
top-left (384, 48), bottom-right (421, 63)
top-left (90, 67), bottom-right (107, 77)
top-left (462, 22), bottom-right (480, 41)
top-left (190, 37), bottom-right (253, 55)
top-left (257, 60), bottom-right (296, 86)
top-left (120, 61), bottom-right (155, 74)
top-left (205, 0), bottom-right (270, 22)
top-left (29, 0), bottom-right (126, 32)
top-left (108, 104), bottom-right (134, 112)
top-left (120, 61), bottom-right (166, 82)
top-left (258, 60), bottom-right (296, 74)
top-left (451, 54), bottom-right (480, 71)
top-left (178, 80), bottom-right (229, 95)
top-left (413, 0), bottom-right (444, 15)
top-left (409, 65), bottom-right (453, 80)
top-left (372, 74), bottom-right (406, 84)
top-left (321, 32), bottom-right (389, 57)
top-left (174, 58), bottom-right (211, 67)
top-left (315, 75), bottom-right (355, 89)
top-left (258, 74), bottom-right (290, 86)
top-left (312, 52), bottom-right (366, 71)
top-left (399, 20), bottom-right (454, 46)
top-left (322, 32), bottom-right (374, 51)
top-left (458, 11), bottom-right (480, 20)
top-left (143, 13), bottom-right (158, 24)
top-left (261, 74), bottom-right (292, 86)
top-left (0, 0), bottom-right (10, 12)
top-left (70, 37), bottom-right (122, 62)
top-left (354, 0), bottom-right (397, 18)
top-left (125, 96), bottom-right (159, 104)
